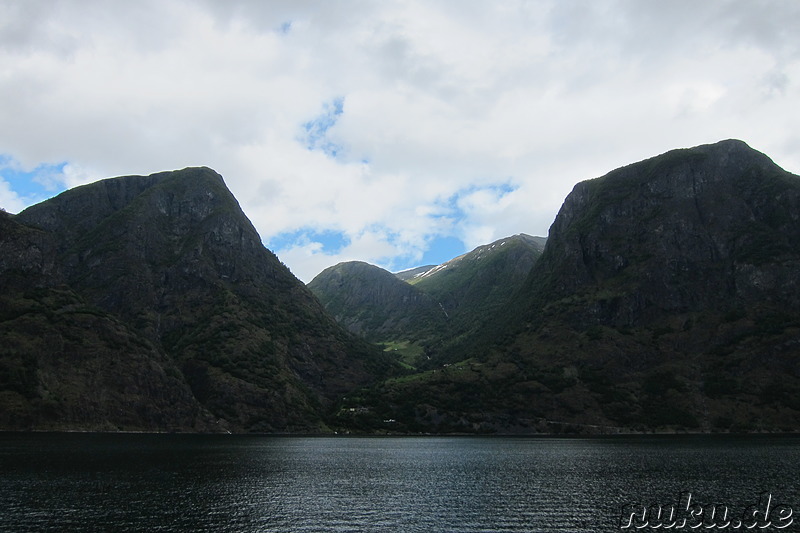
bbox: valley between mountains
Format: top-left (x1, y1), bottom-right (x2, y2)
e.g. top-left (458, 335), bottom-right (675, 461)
top-left (2, 139), bottom-right (799, 434)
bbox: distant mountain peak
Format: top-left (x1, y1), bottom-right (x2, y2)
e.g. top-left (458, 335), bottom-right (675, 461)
top-left (407, 233), bottom-right (546, 283)
top-left (308, 260), bottom-right (447, 347)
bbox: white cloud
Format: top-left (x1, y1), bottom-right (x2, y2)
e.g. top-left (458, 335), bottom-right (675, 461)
top-left (0, 177), bottom-right (25, 213)
top-left (1, 0), bottom-right (799, 281)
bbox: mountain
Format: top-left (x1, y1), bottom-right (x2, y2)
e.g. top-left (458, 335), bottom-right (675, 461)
top-left (6, 140), bottom-right (798, 435)
top-left (308, 261), bottom-right (448, 349)
top-left (0, 210), bottom-right (206, 431)
top-left (409, 234), bottom-right (545, 341)
top-left (522, 139), bottom-right (800, 326)
top-left (500, 139), bottom-right (800, 431)
top-left (348, 140), bottom-right (800, 434)
top-left (1, 167), bottom-right (390, 432)
top-left (308, 234), bottom-right (545, 370)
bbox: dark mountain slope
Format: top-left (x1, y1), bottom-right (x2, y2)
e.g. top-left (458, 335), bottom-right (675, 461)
top-left (309, 261), bottom-right (447, 343)
top-left (0, 211), bottom-right (207, 431)
top-left (524, 138), bottom-right (800, 326)
top-left (496, 139), bottom-right (800, 432)
top-left (6, 168), bottom-right (390, 432)
top-left (353, 140), bottom-right (800, 434)
top-left (410, 234), bottom-right (545, 333)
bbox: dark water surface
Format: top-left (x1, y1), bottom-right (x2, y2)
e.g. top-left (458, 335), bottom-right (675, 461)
top-left (1, 433), bottom-right (798, 532)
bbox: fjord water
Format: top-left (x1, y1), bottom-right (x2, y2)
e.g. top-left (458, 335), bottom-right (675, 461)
top-left (1, 434), bottom-right (798, 532)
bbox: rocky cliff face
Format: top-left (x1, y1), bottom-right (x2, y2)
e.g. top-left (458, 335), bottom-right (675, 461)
top-left (531, 139), bottom-right (800, 327)
top-left (2, 168), bottom-right (389, 432)
top-left (0, 211), bottom-right (207, 431)
top-left (496, 139), bottom-right (800, 431)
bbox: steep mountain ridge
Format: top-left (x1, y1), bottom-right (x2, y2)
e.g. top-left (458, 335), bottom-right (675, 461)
top-left (522, 139), bottom-right (800, 327)
top-left (493, 138), bottom-right (800, 431)
top-left (3, 168), bottom-right (390, 432)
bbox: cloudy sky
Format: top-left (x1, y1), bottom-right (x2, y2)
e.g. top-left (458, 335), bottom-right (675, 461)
top-left (2, 0), bottom-right (799, 282)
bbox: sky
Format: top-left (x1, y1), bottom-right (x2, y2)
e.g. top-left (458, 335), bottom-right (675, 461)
top-left (1, 0), bottom-right (799, 282)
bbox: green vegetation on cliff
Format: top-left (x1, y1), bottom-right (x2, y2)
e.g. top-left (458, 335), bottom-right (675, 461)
top-left (2, 168), bottom-right (393, 433)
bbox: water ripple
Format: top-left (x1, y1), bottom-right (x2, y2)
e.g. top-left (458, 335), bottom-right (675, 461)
top-left (1, 434), bottom-right (799, 532)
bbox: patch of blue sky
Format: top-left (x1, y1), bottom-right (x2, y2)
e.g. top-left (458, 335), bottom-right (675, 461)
top-left (382, 234), bottom-right (467, 274)
top-left (433, 181), bottom-right (519, 224)
top-left (491, 181), bottom-right (517, 196)
top-left (0, 155), bottom-right (68, 207)
top-left (452, 181), bottom-right (518, 202)
top-left (267, 228), bottom-right (350, 254)
top-left (301, 97), bottom-right (345, 158)
top-left (395, 181), bottom-right (518, 269)
top-left (421, 235), bottom-right (466, 266)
